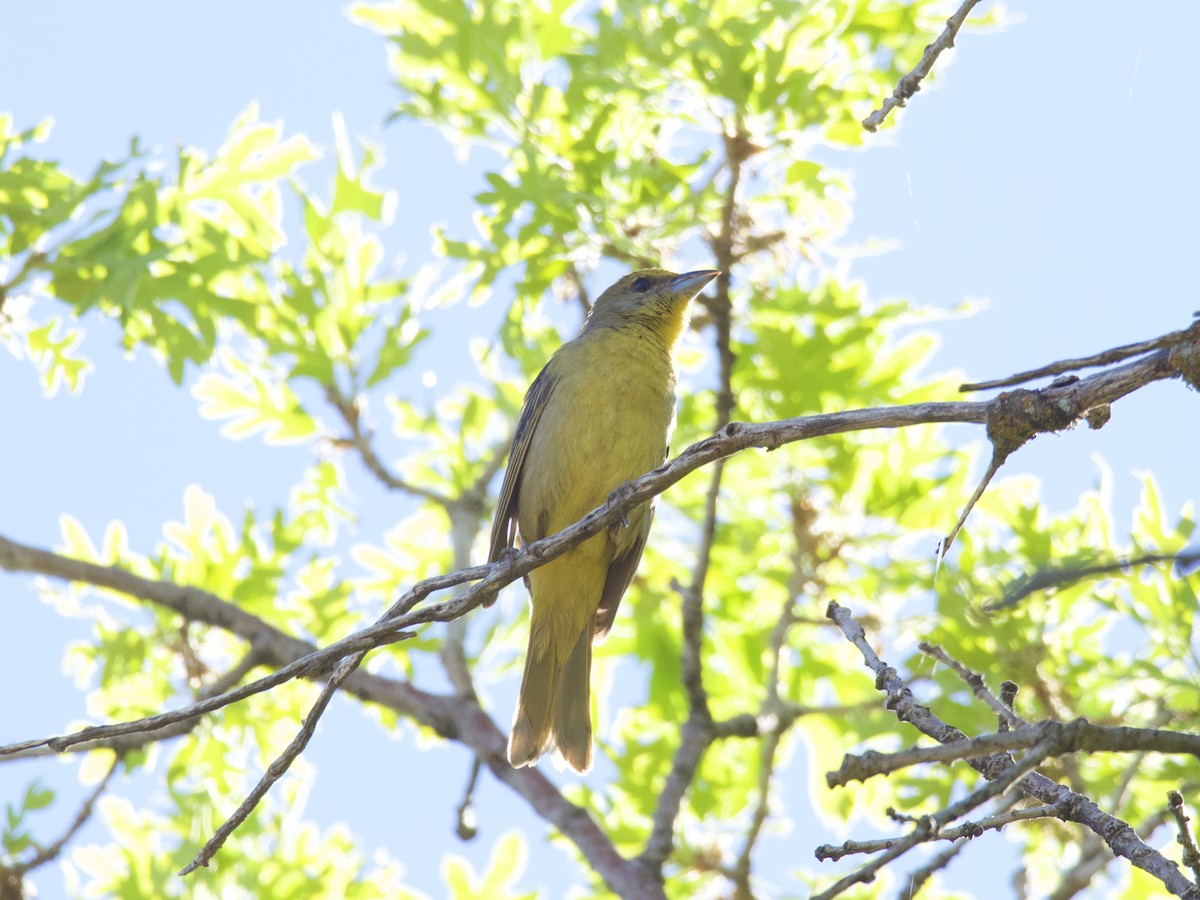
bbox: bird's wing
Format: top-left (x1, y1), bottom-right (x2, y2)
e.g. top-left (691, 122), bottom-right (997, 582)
top-left (593, 504), bottom-right (654, 639)
top-left (487, 365), bottom-right (558, 563)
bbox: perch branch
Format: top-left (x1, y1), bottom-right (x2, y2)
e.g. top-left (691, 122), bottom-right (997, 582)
top-left (0, 336), bottom-right (1185, 758)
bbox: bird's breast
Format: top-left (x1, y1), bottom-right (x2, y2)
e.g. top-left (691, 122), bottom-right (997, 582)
top-left (517, 329), bottom-right (677, 542)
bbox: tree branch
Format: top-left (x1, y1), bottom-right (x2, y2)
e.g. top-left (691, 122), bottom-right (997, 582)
top-left (984, 550), bottom-right (1200, 613)
top-left (919, 642), bottom-right (1026, 728)
top-left (0, 647), bottom-right (265, 762)
top-left (961, 318), bottom-right (1200, 392)
top-left (1169, 791), bottom-right (1200, 885)
top-left (3, 753), bottom-right (121, 880)
top-left (827, 720), bottom-right (1200, 787)
top-left (816, 801), bottom-right (1061, 861)
top-left (814, 734), bottom-right (1058, 899)
top-left (862, 0), bottom-right (984, 132)
top-left (825, 601), bottom-right (1200, 899)
top-left (324, 383), bottom-right (452, 505)
top-left (180, 649), bottom-right (365, 874)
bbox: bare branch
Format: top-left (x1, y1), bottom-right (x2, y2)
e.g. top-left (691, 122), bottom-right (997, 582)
top-left (814, 735), bottom-right (1058, 899)
top-left (985, 551), bottom-right (1200, 613)
top-left (902, 841), bottom-right (966, 898)
top-left (961, 319), bottom-right (1200, 392)
top-left (825, 601), bottom-right (1200, 899)
top-left (1049, 797), bottom-right (1182, 900)
top-left (937, 445), bottom-right (1002, 558)
top-left (730, 664), bottom-right (787, 898)
top-left (563, 262), bottom-right (592, 316)
top-left (180, 650), bottom-right (364, 874)
top-left (439, 503), bottom-right (482, 697)
top-left (467, 432), bottom-right (513, 502)
top-left (0, 648), bottom-right (265, 762)
top-left (862, 0), bottom-right (984, 132)
top-left (828, 720), bottom-right (1200, 788)
top-left (817, 802), bottom-right (1062, 861)
top-left (188, 472), bottom-right (486, 872)
top-left (710, 699), bottom-right (882, 741)
top-left (641, 120), bottom-right (747, 875)
top-left (730, 491), bottom-right (819, 896)
top-left (1169, 791), bottom-right (1200, 885)
top-left (5, 753), bottom-right (121, 878)
top-left (638, 474), bottom-right (722, 871)
top-left (324, 383), bottom-right (452, 505)
top-left (919, 642), bottom-right (1026, 728)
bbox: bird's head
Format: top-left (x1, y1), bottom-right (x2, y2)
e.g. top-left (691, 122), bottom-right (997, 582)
top-left (583, 268), bottom-right (720, 348)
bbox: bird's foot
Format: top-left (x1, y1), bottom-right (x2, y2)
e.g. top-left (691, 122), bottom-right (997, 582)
top-left (607, 481), bottom-right (635, 529)
top-left (483, 546), bottom-right (521, 607)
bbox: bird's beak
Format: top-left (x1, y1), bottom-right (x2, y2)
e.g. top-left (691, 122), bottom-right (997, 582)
top-left (670, 269), bottom-right (720, 298)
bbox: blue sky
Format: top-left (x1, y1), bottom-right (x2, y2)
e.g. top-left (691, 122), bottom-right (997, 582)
top-left (1, 2), bottom-right (1197, 897)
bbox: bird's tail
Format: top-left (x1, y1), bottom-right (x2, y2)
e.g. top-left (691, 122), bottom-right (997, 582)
top-left (509, 613), bottom-right (594, 773)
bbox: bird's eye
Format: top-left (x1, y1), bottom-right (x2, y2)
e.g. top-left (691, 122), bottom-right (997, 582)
top-left (631, 277), bottom-right (651, 293)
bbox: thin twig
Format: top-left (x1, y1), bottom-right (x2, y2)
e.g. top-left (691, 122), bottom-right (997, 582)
top-left (455, 756), bottom-right (483, 841)
top-left (827, 719), bottom-right (1200, 788)
top-left (814, 736), bottom-right (1058, 899)
top-left (919, 642), bottom-right (1026, 728)
top-left (985, 551), bottom-right (1200, 613)
top-left (902, 841), bottom-right (966, 898)
top-left (818, 802), bottom-right (1062, 861)
top-left (825, 602), bottom-right (1200, 899)
top-left (0, 648), bottom-right (265, 761)
top-left (731, 492), bottom-right (816, 896)
top-left (862, 0), bottom-right (984, 132)
top-left (7, 753), bottom-right (122, 876)
top-left (938, 448), bottom-right (1002, 559)
top-left (564, 263), bottom-right (592, 316)
top-left (324, 383), bottom-right (452, 505)
top-left (439, 503), bottom-right (481, 696)
top-left (730, 626), bottom-right (790, 896)
top-left (960, 320), bottom-right (1200, 392)
top-left (1168, 791), bottom-right (1200, 884)
top-left (638, 357), bottom-right (721, 872)
top-left (468, 432), bottom-right (514, 502)
top-left (181, 650), bottom-right (364, 874)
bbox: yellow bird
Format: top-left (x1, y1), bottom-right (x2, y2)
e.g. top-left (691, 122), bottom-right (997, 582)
top-left (488, 268), bottom-right (719, 772)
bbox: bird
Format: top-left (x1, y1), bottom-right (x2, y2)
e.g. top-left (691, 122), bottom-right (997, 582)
top-left (488, 267), bottom-right (720, 772)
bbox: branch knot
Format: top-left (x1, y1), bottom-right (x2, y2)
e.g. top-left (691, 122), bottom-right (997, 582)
top-left (1168, 327), bottom-right (1200, 391)
top-left (986, 388), bottom-right (1081, 461)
